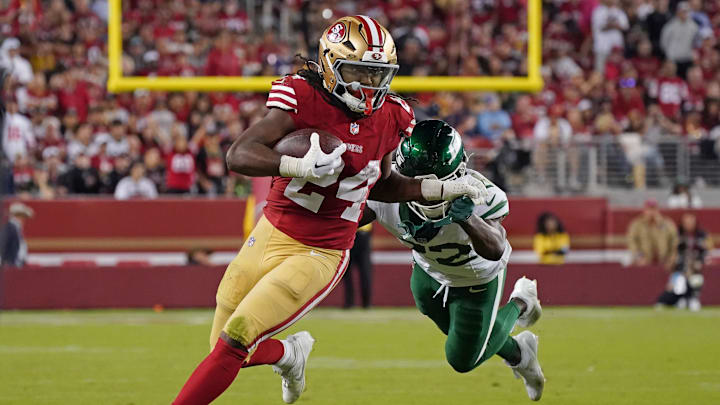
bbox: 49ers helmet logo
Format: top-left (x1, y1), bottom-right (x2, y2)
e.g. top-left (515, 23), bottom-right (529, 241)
top-left (326, 22), bottom-right (346, 43)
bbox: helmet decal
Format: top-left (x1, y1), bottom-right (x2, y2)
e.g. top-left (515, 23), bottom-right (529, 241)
top-left (326, 22), bottom-right (346, 43)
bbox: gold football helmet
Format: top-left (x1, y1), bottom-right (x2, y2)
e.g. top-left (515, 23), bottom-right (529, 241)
top-left (318, 15), bottom-right (399, 115)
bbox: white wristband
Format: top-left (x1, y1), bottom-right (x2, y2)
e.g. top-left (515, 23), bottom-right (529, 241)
top-left (421, 179), bottom-right (443, 201)
top-left (279, 155), bottom-right (302, 177)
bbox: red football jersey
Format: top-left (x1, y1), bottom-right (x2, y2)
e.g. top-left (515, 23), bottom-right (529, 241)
top-left (263, 75), bottom-right (415, 250)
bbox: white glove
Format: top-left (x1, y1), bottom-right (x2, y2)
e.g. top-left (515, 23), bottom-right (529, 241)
top-left (279, 132), bottom-right (347, 179)
top-left (465, 169), bottom-right (493, 205)
top-left (421, 172), bottom-right (489, 202)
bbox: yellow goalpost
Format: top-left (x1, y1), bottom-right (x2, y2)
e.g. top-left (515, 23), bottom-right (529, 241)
top-left (106, 0), bottom-right (543, 93)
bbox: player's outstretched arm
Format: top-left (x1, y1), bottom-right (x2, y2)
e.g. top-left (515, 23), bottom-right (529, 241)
top-left (225, 108), bottom-right (295, 177)
top-left (369, 152), bottom-right (487, 203)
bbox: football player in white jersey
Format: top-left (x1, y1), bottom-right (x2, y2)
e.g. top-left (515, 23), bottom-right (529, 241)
top-left (361, 120), bottom-right (546, 401)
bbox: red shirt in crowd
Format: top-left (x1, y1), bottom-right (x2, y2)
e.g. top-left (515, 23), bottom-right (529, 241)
top-left (166, 151), bottom-right (196, 191)
top-left (57, 81), bottom-right (90, 122)
top-left (632, 56), bottom-right (661, 80)
top-left (648, 77), bottom-right (688, 119)
top-left (613, 89), bottom-right (646, 120)
top-left (205, 46), bottom-right (242, 76)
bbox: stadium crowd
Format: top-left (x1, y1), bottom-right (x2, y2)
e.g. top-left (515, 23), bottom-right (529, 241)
top-left (1, 0), bottom-right (720, 198)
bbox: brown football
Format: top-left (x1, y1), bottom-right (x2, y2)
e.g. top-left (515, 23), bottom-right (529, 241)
top-left (273, 128), bottom-right (344, 158)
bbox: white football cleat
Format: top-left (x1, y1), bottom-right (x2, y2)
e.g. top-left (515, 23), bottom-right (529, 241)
top-left (509, 277), bottom-right (542, 328)
top-left (508, 331), bottom-right (545, 401)
top-left (272, 331), bottom-right (315, 404)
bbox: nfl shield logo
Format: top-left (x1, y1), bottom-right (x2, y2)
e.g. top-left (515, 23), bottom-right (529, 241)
top-left (350, 122), bottom-right (360, 135)
top-left (247, 236), bottom-right (255, 247)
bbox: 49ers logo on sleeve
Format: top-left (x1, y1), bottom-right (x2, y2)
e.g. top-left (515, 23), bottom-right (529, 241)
top-left (326, 22), bottom-right (346, 43)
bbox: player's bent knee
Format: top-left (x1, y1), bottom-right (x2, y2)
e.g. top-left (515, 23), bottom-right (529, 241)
top-left (220, 330), bottom-right (248, 350)
top-left (447, 356), bottom-right (475, 373)
top-left (445, 350), bottom-right (478, 373)
top-left (219, 330), bottom-right (248, 350)
top-left (222, 315), bottom-right (257, 348)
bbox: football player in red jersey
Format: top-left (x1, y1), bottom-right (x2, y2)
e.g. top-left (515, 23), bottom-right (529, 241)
top-left (173, 16), bottom-right (487, 405)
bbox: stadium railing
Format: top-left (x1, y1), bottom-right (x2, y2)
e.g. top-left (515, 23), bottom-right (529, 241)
top-left (466, 135), bottom-right (720, 193)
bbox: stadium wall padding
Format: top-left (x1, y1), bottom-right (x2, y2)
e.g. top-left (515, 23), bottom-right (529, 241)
top-left (2, 263), bottom-right (719, 309)
top-left (10, 198), bottom-right (720, 253)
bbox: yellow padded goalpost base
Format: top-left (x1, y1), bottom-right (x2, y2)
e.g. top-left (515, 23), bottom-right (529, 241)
top-left (107, 0), bottom-right (543, 93)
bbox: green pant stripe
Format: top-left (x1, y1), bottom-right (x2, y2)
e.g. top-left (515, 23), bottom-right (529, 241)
top-left (473, 267), bottom-right (505, 365)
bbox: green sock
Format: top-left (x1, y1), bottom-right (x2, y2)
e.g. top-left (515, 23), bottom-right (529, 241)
top-left (498, 336), bottom-right (521, 365)
top-left (473, 300), bottom-right (522, 365)
top-left (495, 301), bottom-right (522, 365)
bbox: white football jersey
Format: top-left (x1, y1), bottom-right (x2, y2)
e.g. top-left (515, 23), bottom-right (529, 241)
top-left (367, 180), bottom-right (511, 287)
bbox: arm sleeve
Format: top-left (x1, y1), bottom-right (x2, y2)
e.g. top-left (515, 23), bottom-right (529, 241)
top-left (266, 76), bottom-right (299, 114)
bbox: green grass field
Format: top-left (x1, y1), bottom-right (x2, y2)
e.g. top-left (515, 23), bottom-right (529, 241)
top-left (1, 307), bottom-right (719, 405)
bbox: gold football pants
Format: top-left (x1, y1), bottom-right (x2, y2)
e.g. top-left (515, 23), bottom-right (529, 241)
top-left (212, 216), bottom-right (349, 350)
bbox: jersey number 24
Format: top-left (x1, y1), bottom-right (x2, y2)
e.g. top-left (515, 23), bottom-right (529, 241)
top-left (284, 160), bottom-right (381, 223)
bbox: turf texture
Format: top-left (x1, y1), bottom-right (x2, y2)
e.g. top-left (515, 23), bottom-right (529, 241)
top-left (1, 307), bottom-right (719, 405)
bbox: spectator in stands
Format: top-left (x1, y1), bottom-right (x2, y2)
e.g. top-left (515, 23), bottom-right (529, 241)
top-left (0, 38), bottom-right (32, 84)
top-left (59, 153), bottom-right (101, 194)
top-left (656, 212), bottom-right (710, 311)
top-left (143, 147), bottom-right (166, 193)
top-left (114, 161), bottom-right (158, 200)
top-left (532, 104), bottom-right (572, 185)
top-left (645, 0), bottom-right (672, 58)
top-left (0, 202), bottom-right (34, 267)
top-left (165, 135), bottom-right (195, 194)
top-left (592, 0), bottom-right (629, 73)
top-left (648, 61), bottom-right (688, 121)
top-left (631, 39), bottom-right (661, 86)
top-left (343, 224), bottom-right (374, 309)
top-left (66, 123), bottom-right (96, 160)
top-left (2, 100), bottom-right (35, 164)
top-left (105, 153), bottom-right (132, 193)
top-left (533, 212), bottom-right (570, 265)
top-left (660, 2), bottom-right (698, 79)
top-left (476, 93), bottom-right (512, 143)
top-left (667, 180), bottom-right (703, 208)
top-left (95, 119), bottom-right (130, 157)
top-left (196, 127), bottom-right (226, 196)
top-left (627, 199), bottom-right (678, 268)
top-left (187, 248), bottom-right (213, 266)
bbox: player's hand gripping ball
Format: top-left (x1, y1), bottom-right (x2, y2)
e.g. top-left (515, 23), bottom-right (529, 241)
top-left (276, 129), bottom-right (347, 179)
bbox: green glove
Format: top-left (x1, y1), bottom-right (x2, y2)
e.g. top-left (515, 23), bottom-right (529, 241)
top-left (447, 196), bottom-right (475, 223)
top-left (399, 220), bottom-right (436, 240)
